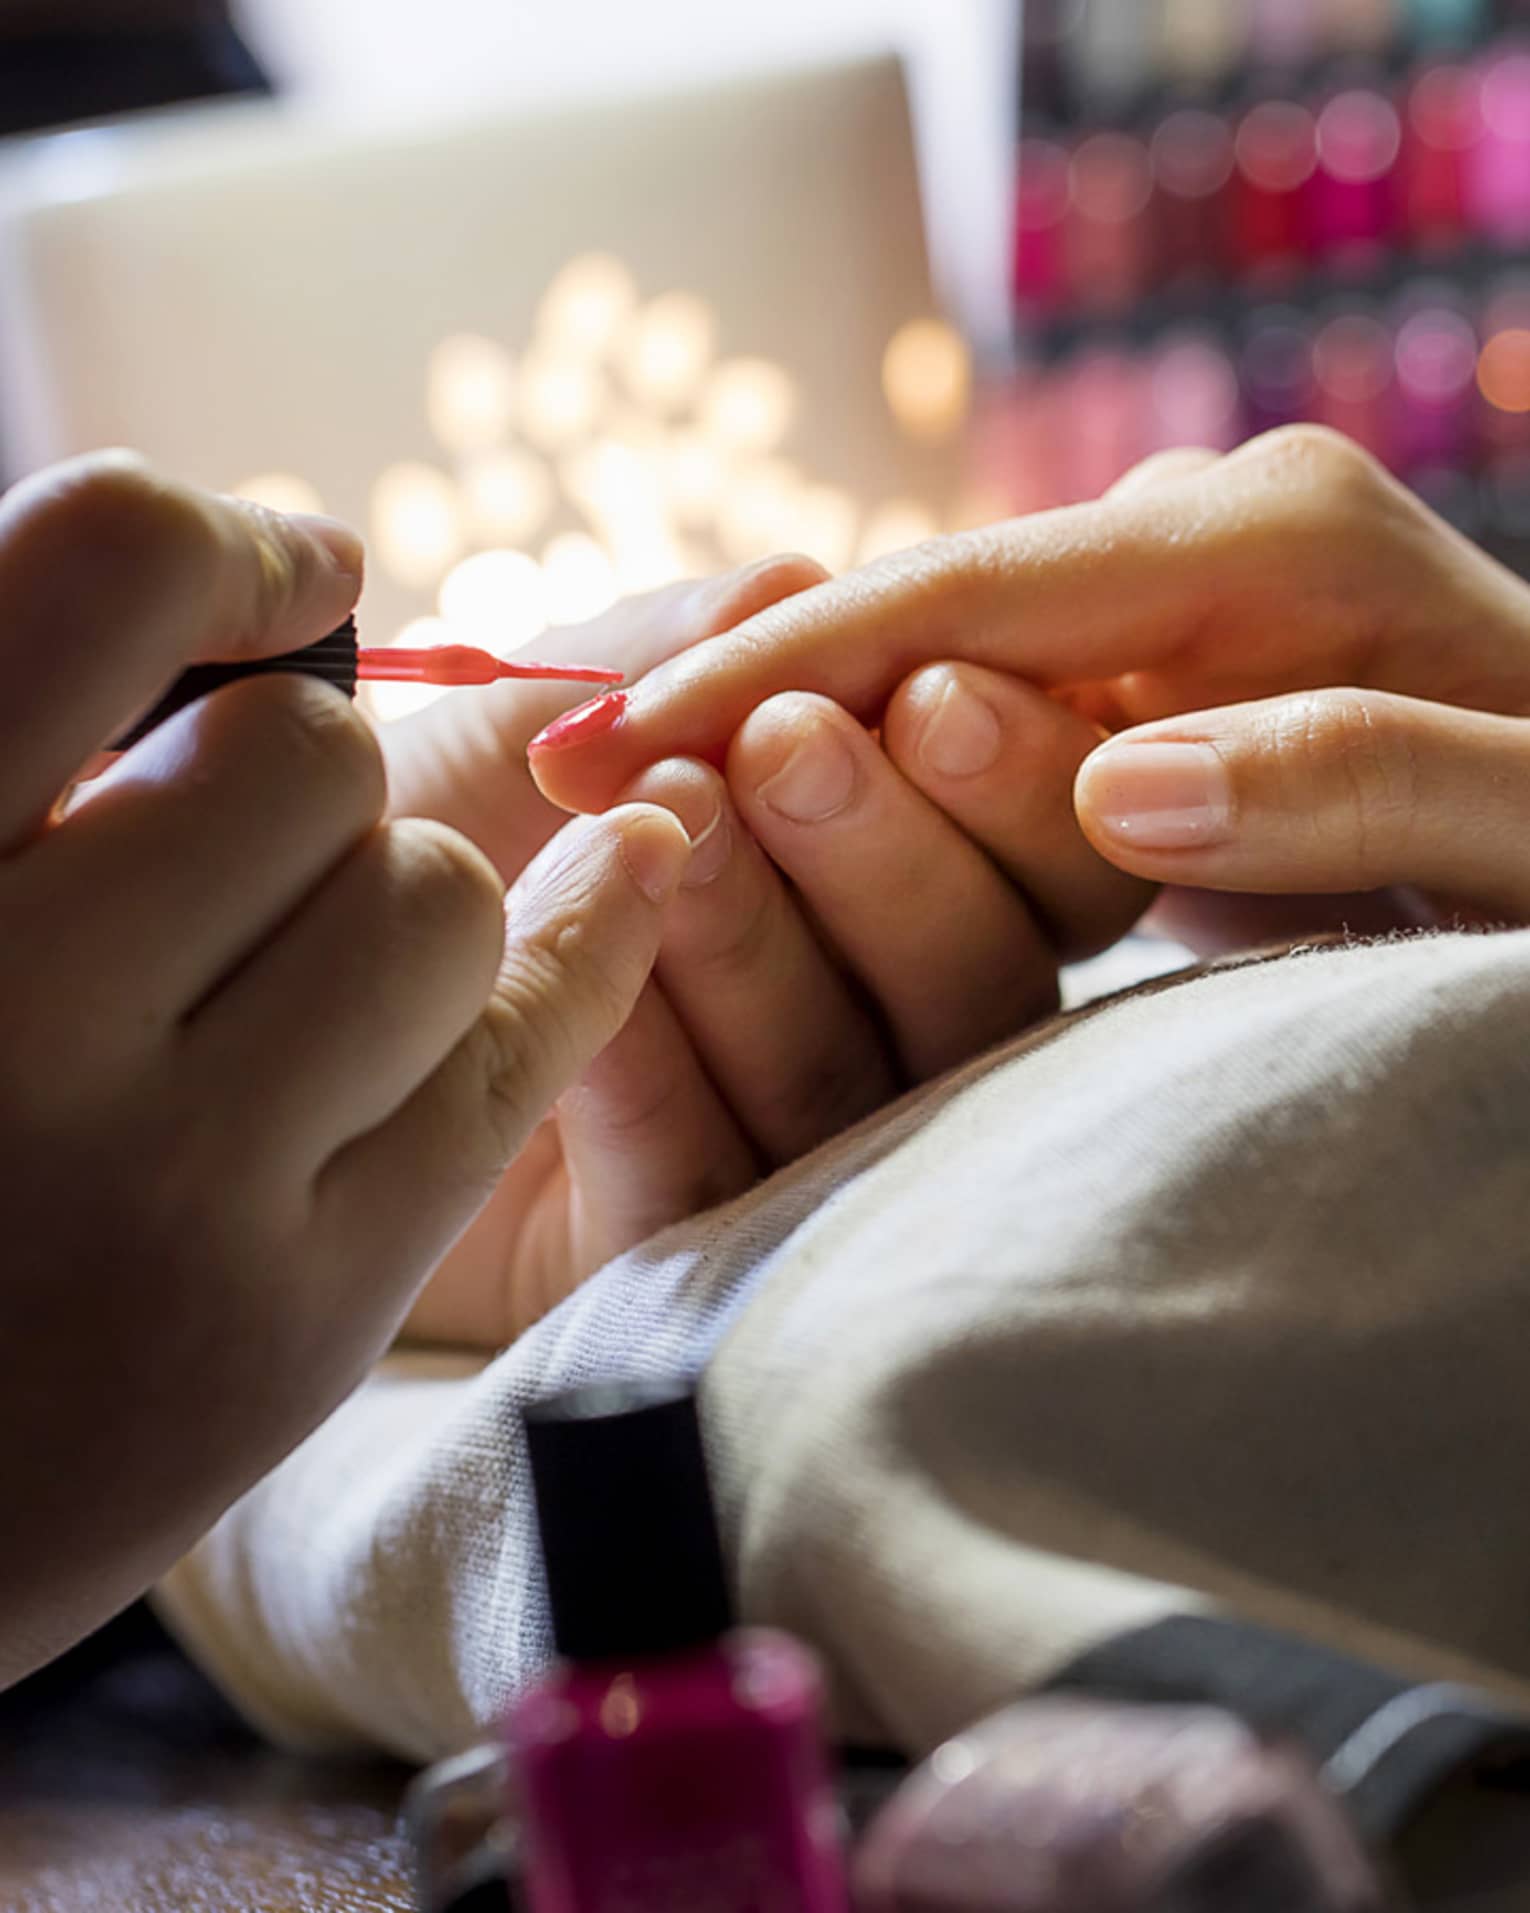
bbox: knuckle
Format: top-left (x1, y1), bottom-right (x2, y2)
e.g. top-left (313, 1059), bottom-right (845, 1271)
top-left (751, 1043), bottom-right (884, 1157)
top-left (222, 673), bottom-right (386, 814)
top-left (673, 877), bottom-right (779, 978)
top-left (1246, 424), bottom-right (1391, 520)
top-left (18, 454), bottom-right (222, 604)
top-left (468, 904), bottom-right (635, 1146)
top-left (386, 818), bottom-right (507, 952)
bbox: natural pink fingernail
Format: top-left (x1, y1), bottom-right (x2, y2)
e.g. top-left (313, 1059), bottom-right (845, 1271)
top-left (756, 723), bottom-right (856, 823)
top-left (682, 799), bottom-right (732, 887)
top-left (1080, 742), bottom-right (1235, 849)
top-left (919, 677), bottom-right (1002, 779)
top-left (619, 814), bottom-right (690, 903)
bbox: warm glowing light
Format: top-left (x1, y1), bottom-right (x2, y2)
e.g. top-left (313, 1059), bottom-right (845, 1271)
top-left (699, 358), bottom-right (797, 452)
top-left (362, 616), bottom-right (453, 723)
top-left (1479, 329), bottom-right (1530, 414)
top-left (231, 472), bottom-right (325, 516)
top-left (661, 430), bottom-right (729, 526)
top-left (461, 448), bottom-right (555, 545)
top-left (561, 440), bottom-right (688, 593)
top-left (784, 485), bottom-right (858, 574)
top-left (858, 499), bottom-right (940, 562)
top-left (536, 253), bottom-right (639, 358)
top-left (518, 352), bottom-right (605, 451)
top-left (945, 486), bottom-right (1011, 533)
top-left (438, 549), bottom-right (548, 647)
top-left (371, 463), bottom-right (464, 589)
top-left (882, 319), bottom-right (972, 442)
top-left (426, 334), bottom-right (516, 454)
top-left (541, 532), bottom-right (619, 625)
top-left (715, 458), bottom-right (803, 564)
top-left (619, 293), bottom-right (717, 409)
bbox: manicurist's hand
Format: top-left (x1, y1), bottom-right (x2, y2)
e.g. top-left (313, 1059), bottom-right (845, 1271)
top-left (526, 426), bottom-right (1530, 943)
top-left (0, 454), bottom-right (688, 1687)
top-left (389, 560), bottom-right (1149, 1348)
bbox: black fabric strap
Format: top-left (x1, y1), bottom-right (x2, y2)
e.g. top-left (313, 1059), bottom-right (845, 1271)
top-left (1044, 1613), bottom-right (1530, 1843)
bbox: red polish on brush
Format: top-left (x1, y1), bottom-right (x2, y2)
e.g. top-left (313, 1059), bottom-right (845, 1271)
top-left (358, 645), bottom-right (622, 688)
top-left (112, 615), bottom-right (623, 749)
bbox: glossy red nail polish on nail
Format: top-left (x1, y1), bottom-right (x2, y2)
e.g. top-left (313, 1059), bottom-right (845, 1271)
top-left (529, 690), bottom-right (627, 753)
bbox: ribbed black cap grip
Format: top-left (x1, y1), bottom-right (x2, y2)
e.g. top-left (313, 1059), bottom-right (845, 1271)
top-left (109, 617), bottom-right (359, 751)
top-left (524, 1380), bottom-right (734, 1663)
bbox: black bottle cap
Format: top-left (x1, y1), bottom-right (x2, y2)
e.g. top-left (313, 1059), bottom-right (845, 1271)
top-left (523, 1379), bottom-right (734, 1663)
top-left (109, 616), bottom-right (360, 751)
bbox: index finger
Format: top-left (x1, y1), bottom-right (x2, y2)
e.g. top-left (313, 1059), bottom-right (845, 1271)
top-left (525, 427), bottom-right (1530, 815)
top-left (525, 495), bottom-right (1214, 815)
top-left (0, 452), bottom-right (362, 852)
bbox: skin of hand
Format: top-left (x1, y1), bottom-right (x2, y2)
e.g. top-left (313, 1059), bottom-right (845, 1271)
top-left (389, 565), bottom-right (1150, 1348)
top-left (0, 453), bottom-right (689, 1689)
top-left (527, 424), bottom-right (1530, 938)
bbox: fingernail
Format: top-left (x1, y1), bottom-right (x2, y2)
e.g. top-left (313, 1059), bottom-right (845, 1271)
top-left (619, 815), bottom-right (690, 904)
top-left (682, 800), bottom-right (732, 887)
top-left (1082, 741), bottom-right (1234, 849)
top-left (287, 511), bottom-right (365, 581)
top-left (756, 721), bottom-right (856, 823)
top-left (919, 677), bottom-right (1002, 779)
top-left (530, 690), bottom-right (628, 753)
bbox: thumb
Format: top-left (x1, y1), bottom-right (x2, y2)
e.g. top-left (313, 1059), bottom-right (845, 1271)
top-left (483, 804), bottom-right (694, 1137)
top-left (1075, 690), bottom-right (1530, 921)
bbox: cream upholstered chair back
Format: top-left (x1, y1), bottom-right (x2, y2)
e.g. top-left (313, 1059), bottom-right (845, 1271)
top-left (0, 55), bottom-right (973, 714)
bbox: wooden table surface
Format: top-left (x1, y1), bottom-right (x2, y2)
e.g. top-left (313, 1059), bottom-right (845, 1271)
top-left (0, 1607), bottom-right (416, 1911)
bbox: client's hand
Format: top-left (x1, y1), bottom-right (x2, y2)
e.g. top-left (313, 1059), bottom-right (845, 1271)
top-left (525, 425), bottom-right (1530, 945)
top-left (389, 563), bottom-right (1149, 1346)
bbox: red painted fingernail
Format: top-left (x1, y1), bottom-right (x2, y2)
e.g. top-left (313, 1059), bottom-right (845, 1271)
top-left (528, 690), bottom-right (628, 753)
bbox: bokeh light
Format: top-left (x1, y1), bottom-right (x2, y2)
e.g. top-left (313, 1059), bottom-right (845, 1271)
top-left (620, 293), bottom-right (717, 408)
top-left (536, 253), bottom-right (639, 359)
top-left (1479, 328), bottom-right (1530, 414)
top-left (541, 532), bottom-right (619, 625)
top-left (882, 319), bottom-right (972, 442)
top-left (371, 462), bottom-right (464, 589)
top-left (230, 472), bottom-right (325, 516)
top-left (461, 447), bottom-right (555, 546)
top-left (425, 334), bottom-right (516, 454)
top-left (518, 352), bottom-right (605, 451)
top-left (699, 358), bottom-right (797, 453)
top-left (438, 549), bottom-right (548, 647)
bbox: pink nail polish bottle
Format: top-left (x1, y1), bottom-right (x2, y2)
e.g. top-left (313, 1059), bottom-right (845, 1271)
top-left (505, 1381), bottom-right (849, 1913)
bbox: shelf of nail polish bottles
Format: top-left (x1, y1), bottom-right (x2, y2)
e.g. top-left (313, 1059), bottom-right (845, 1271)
top-left (994, 0), bottom-right (1530, 571)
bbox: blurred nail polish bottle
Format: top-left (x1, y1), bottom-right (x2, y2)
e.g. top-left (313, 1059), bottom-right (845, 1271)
top-left (851, 1695), bottom-right (1389, 1913)
top-left (1248, 0), bottom-right (1322, 68)
top-left (1401, 62), bottom-right (1479, 253)
top-left (1465, 48), bottom-right (1530, 249)
top-left (1065, 130), bottom-right (1155, 315)
top-left (1241, 306), bottom-right (1320, 434)
top-left (505, 1380), bottom-right (848, 1913)
top-left (1151, 108), bottom-right (1235, 288)
top-left (1404, 0), bottom-right (1491, 45)
top-left (1477, 274), bottom-right (1530, 464)
top-left (1013, 137), bottom-right (1071, 319)
top-left (1146, 329), bottom-right (1244, 455)
top-left (1233, 99), bottom-right (1319, 283)
top-left (1392, 289), bottom-right (1480, 471)
top-left (1310, 87), bottom-right (1402, 264)
top-left (1313, 306), bottom-right (1398, 465)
